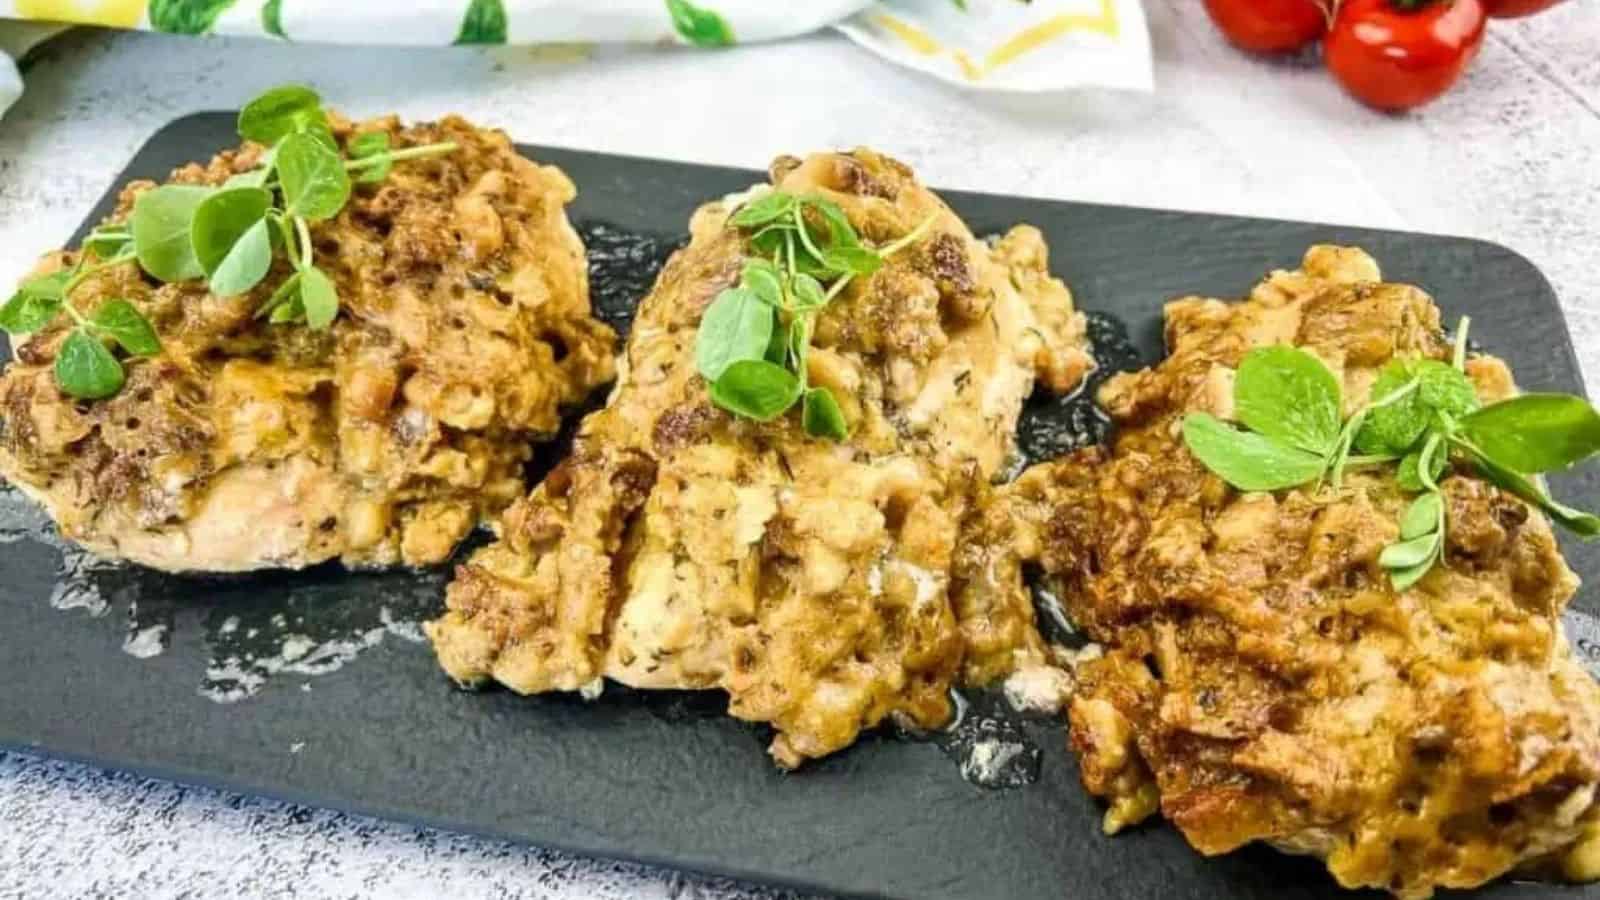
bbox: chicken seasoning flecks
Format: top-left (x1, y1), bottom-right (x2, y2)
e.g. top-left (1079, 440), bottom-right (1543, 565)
top-left (0, 113), bottom-right (618, 573)
top-left (993, 245), bottom-right (1600, 897)
top-left (427, 149), bottom-right (1096, 769)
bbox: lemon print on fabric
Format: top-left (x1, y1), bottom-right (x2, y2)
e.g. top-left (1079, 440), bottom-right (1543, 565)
top-left (455, 0), bottom-right (507, 44)
top-left (665, 0), bottom-right (733, 47)
top-left (147, 0), bottom-right (237, 33)
top-left (14, 0), bottom-right (144, 27)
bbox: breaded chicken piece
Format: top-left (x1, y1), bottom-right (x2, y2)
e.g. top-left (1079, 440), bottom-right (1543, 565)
top-left (427, 149), bottom-right (1093, 767)
top-left (993, 246), bottom-right (1600, 896)
top-left (0, 114), bottom-right (616, 572)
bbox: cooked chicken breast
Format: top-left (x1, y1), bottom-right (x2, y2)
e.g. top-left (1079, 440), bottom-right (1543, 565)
top-left (986, 246), bottom-right (1600, 896)
top-left (426, 149), bottom-right (1093, 767)
top-left (0, 115), bottom-right (616, 572)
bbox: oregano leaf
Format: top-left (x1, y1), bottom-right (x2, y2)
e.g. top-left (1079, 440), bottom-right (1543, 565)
top-left (802, 388), bottom-right (848, 440)
top-left (237, 84), bottom-right (323, 145)
top-left (299, 265), bottom-right (340, 330)
top-left (131, 184), bottom-right (212, 283)
top-left (0, 272), bottom-right (68, 334)
top-left (1234, 345), bottom-right (1343, 456)
top-left (277, 132), bottom-right (351, 222)
top-left (1181, 413), bottom-right (1326, 492)
top-left (709, 360), bottom-right (800, 422)
top-left (89, 300), bottom-right (161, 356)
top-left (1399, 492), bottom-right (1442, 541)
top-left (54, 329), bottom-right (125, 400)
top-left (696, 288), bottom-right (773, 382)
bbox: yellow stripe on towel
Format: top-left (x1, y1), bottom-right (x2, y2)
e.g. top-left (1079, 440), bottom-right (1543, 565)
top-left (985, 0), bottom-right (1119, 72)
top-left (873, 13), bottom-right (943, 56)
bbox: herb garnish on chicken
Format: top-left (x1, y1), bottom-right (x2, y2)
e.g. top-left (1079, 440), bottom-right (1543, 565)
top-left (0, 94), bottom-right (616, 572)
top-left (0, 85), bottom-right (457, 401)
top-left (1183, 319), bottom-right (1600, 588)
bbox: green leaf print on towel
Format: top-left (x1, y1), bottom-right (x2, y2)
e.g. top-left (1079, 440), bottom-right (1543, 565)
top-left (456, 0), bottom-right (509, 44)
top-left (666, 0), bottom-right (734, 47)
top-left (149, 0), bottom-right (238, 34)
top-left (261, 0), bottom-right (284, 37)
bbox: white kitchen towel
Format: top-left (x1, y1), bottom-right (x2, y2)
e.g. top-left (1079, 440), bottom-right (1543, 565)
top-left (0, 0), bottom-right (1150, 117)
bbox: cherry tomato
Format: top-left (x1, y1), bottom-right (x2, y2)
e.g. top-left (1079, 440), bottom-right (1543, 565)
top-left (1203, 0), bottom-right (1328, 52)
top-left (1324, 0), bottom-right (1487, 111)
top-left (1480, 0), bottom-right (1562, 17)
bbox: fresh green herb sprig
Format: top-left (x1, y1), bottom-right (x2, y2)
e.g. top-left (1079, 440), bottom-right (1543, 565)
top-left (0, 240), bottom-right (159, 400)
top-left (694, 191), bottom-right (933, 439)
top-left (0, 84), bottom-right (456, 400)
top-left (1182, 319), bottom-right (1600, 590)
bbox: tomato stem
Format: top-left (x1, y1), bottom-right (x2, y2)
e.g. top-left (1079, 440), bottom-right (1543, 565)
top-left (1318, 0), bottom-right (1339, 28)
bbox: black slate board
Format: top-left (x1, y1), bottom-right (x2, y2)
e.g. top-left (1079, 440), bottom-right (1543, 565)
top-left (2, 112), bottom-right (1597, 900)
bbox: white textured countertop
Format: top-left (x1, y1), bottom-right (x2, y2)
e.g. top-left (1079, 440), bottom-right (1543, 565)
top-left (1, 1), bottom-right (1597, 897)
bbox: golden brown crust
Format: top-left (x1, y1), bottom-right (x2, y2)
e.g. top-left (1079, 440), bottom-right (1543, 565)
top-left (1011, 246), bottom-right (1600, 897)
top-left (0, 114), bottom-right (616, 571)
top-left (426, 148), bottom-right (1093, 766)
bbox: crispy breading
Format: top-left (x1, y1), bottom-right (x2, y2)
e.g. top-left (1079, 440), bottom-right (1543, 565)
top-left (0, 114), bottom-right (616, 571)
top-left (427, 149), bottom-right (1093, 767)
top-left (993, 246), bottom-right (1600, 897)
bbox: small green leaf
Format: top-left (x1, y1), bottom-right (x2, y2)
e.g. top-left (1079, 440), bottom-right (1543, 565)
top-left (802, 388), bottom-right (848, 440)
top-left (748, 226), bottom-right (787, 260)
top-left (270, 294), bottom-right (305, 324)
top-left (791, 247), bottom-right (837, 280)
top-left (1355, 361), bottom-right (1426, 455)
top-left (820, 245), bottom-right (883, 278)
top-left (89, 300), bottom-right (161, 356)
top-left (805, 196), bottom-right (859, 248)
top-left (696, 288), bottom-right (773, 382)
top-left (456, 0), bottom-right (509, 44)
top-left (210, 220), bottom-right (274, 297)
top-left (0, 272), bottom-right (68, 334)
top-left (788, 315), bottom-right (810, 373)
top-left (348, 131), bottom-right (393, 184)
top-left (299, 265), bottom-right (339, 330)
top-left (1395, 448), bottom-right (1447, 492)
top-left (131, 184), bottom-right (213, 283)
top-left (1234, 346), bottom-right (1343, 456)
top-left (1181, 413), bottom-right (1327, 492)
top-left (1461, 440), bottom-right (1600, 538)
top-left (83, 229), bottom-right (132, 259)
top-left (277, 132), bottom-right (351, 222)
top-left (1379, 533), bottom-right (1439, 569)
top-left (299, 119), bottom-right (339, 152)
top-left (764, 319), bottom-right (791, 365)
top-left (1389, 558), bottom-right (1434, 592)
top-left (1415, 360), bottom-right (1479, 420)
top-left (790, 273), bottom-right (826, 311)
top-left (741, 259), bottom-right (783, 307)
top-left (348, 132), bottom-right (388, 157)
top-left (192, 186), bottom-right (272, 281)
top-left (709, 359), bottom-right (800, 422)
top-left (256, 271), bottom-right (303, 320)
top-left (1399, 492), bottom-right (1442, 541)
top-left (665, 0), bottom-right (734, 47)
top-left (54, 329), bottom-right (125, 400)
top-left (224, 147), bottom-right (278, 191)
top-left (730, 192), bottom-right (796, 228)
top-left (1458, 394), bottom-right (1600, 474)
top-left (237, 84), bottom-right (324, 145)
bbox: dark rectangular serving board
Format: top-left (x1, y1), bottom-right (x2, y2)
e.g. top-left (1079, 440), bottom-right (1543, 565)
top-left (2, 112), bottom-right (1597, 900)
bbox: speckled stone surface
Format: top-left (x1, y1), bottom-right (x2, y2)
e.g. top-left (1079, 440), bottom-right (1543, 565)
top-left (0, 1), bottom-right (1597, 897)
